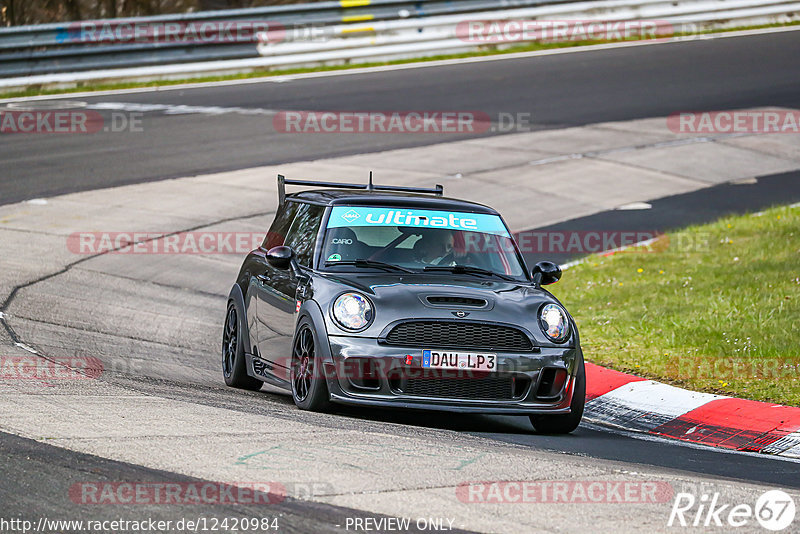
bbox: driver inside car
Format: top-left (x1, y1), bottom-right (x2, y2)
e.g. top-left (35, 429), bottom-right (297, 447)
top-left (413, 230), bottom-right (456, 265)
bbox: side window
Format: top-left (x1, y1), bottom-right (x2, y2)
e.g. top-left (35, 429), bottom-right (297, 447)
top-left (262, 202), bottom-right (299, 250)
top-left (284, 203), bottom-right (325, 267)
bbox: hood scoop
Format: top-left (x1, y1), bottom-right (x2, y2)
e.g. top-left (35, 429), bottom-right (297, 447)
top-left (425, 295), bottom-right (488, 308)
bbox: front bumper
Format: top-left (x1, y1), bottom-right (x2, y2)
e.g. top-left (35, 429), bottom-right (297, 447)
top-left (323, 336), bottom-right (581, 415)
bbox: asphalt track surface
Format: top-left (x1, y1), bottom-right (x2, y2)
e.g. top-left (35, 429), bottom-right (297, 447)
top-left (2, 30), bottom-right (800, 204)
top-left (3, 173), bottom-right (798, 493)
top-left (1, 29), bottom-right (800, 531)
top-left (0, 430), bottom-right (464, 534)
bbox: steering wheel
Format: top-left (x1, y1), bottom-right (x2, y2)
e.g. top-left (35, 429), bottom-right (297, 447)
top-left (434, 251), bottom-right (476, 266)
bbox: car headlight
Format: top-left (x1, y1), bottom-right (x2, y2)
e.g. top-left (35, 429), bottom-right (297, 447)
top-left (539, 303), bottom-right (570, 343)
top-left (332, 292), bottom-right (373, 331)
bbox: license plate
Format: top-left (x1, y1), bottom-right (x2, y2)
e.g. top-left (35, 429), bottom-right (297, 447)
top-left (422, 350), bottom-right (497, 372)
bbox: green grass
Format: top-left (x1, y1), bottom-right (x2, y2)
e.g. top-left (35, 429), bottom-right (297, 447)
top-left (551, 204), bottom-right (800, 406)
top-left (2, 20), bottom-right (799, 100)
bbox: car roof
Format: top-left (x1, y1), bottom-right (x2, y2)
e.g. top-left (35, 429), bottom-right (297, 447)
top-left (288, 189), bottom-right (499, 214)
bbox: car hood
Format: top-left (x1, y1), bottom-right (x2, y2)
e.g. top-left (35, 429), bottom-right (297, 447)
top-left (315, 272), bottom-right (564, 343)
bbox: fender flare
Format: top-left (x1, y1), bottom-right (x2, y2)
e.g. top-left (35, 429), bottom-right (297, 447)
top-left (227, 283), bottom-right (260, 381)
top-left (227, 283), bottom-right (249, 344)
top-left (295, 299), bottom-right (340, 398)
top-left (296, 299), bottom-right (334, 366)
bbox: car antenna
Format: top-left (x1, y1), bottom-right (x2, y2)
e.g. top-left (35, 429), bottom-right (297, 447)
top-left (367, 171), bottom-right (374, 191)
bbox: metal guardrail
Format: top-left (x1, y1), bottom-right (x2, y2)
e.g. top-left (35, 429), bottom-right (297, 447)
top-left (0, 0), bottom-right (573, 77)
top-left (0, 0), bottom-right (797, 88)
top-left (254, 0), bottom-right (800, 66)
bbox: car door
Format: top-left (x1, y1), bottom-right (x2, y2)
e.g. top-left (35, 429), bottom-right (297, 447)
top-left (255, 202), bottom-right (324, 381)
top-left (251, 201), bottom-right (297, 379)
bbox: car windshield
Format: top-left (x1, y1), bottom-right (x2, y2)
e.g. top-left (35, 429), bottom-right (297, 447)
top-left (321, 206), bottom-right (527, 279)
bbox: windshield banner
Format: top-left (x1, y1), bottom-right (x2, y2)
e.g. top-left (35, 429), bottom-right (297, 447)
top-left (327, 206), bottom-right (510, 236)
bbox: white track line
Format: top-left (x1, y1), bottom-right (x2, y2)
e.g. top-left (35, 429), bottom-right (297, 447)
top-left (13, 342), bottom-right (39, 355)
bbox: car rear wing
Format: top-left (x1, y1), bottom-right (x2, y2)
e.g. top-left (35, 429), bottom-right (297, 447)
top-left (277, 173), bottom-right (443, 206)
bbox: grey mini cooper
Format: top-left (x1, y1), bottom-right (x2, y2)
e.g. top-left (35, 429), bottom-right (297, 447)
top-left (223, 175), bottom-right (585, 433)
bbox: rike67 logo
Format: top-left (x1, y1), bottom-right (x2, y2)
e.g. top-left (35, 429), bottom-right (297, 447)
top-left (669, 490), bottom-right (796, 531)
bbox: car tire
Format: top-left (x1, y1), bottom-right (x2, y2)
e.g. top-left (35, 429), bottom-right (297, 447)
top-left (529, 357), bottom-right (585, 434)
top-left (291, 319), bottom-right (332, 412)
top-left (222, 300), bottom-right (263, 391)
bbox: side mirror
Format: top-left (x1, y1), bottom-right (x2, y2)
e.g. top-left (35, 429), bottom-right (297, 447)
top-left (267, 246), bottom-right (295, 270)
top-left (267, 246), bottom-right (309, 281)
top-left (532, 261), bottom-right (562, 287)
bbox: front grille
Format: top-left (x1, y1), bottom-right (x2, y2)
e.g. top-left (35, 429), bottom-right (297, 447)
top-left (390, 371), bottom-right (529, 400)
top-left (384, 321), bottom-right (533, 351)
